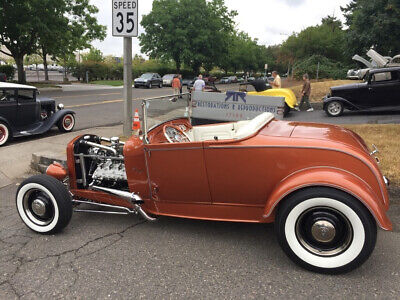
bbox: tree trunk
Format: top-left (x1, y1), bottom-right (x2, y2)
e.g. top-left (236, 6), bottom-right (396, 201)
top-left (15, 56), bottom-right (26, 84)
top-left (42, 47), bottom-right (49, 81)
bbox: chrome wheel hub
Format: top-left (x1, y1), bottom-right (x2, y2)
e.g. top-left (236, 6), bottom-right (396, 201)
top-left (295, 206), bottom-right (353, 257)
top-left (31, 199), bottom-right (47, 217)
top-left (22, 189), bottom-right (54, 226)
top-left (311, 220), bottom-right (336, 243)
top-left (328, 102), bottom-right (341, 115)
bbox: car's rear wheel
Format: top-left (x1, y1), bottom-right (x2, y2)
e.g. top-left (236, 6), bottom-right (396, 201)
top-left (325, 101), bottom-right (343, 117)
top-left (275, 187), bottom-right (377, 274)
top-left (0, 122), bottom-right (10, 146)
top-left (159, 82), bottom-right (163, 88)
top-left (16, 175), bottom-right (73, 234)
top-left (57, 113), bottom-right (75, 132)
top-left (148, 83), bottom-right (152, 89)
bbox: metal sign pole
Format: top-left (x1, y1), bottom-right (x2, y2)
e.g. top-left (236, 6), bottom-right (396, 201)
top-left (112, 0), bottom-right (138, 137)
top-left (123, 37), bottom-right (132, 137)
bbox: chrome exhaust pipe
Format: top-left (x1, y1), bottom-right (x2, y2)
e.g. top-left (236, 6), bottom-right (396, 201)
top-left (89, 183), bottom-right (142, 203)
top-left (88, 184), bottom-right (157, 222)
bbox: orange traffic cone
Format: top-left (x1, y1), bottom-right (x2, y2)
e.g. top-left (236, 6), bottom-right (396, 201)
top-left (132, 109), bottom-right (141, 131)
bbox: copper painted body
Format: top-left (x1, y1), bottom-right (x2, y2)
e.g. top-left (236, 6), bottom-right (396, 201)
top-left (61, 118), bottom-right (392, 230)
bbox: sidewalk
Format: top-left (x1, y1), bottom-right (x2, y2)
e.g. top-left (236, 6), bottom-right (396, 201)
top-left (0, 125), bottom-right (122, 188)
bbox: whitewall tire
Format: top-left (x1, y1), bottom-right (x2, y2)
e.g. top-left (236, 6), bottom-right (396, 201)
top-left (275, 187), bottom-right (377, 274)
top-left (16, 175), bottom-right (72, 234)
top-left (58, 113), bottom-right (75, 132)
top-left (0, 122), bottom-right (10, 146)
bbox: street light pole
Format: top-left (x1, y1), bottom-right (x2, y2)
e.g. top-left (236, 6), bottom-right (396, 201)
top-left (123, 37), bottom-right (132, 137)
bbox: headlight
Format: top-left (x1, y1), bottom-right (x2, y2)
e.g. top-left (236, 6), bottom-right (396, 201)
top-left (57, 103), bottom-right (64, 110)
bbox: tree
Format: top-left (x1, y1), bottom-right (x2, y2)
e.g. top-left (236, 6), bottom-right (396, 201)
top-left (342, 0), bottom-right (400, 56)
top-left (82, 47), bottom-right (104, 62)
top-left (0, 0), bottom-right (49, 83)
top-left (140, 0), bottom-right (236, 73)
top-left (0, 0), bottom-right (106, 83)
top-left (279, 15), bottom-right (346, 65)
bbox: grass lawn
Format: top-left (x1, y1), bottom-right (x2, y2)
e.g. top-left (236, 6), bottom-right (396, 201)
top-left (344, 124), bottom-right (400, 185)
top-left (289, 79), bottom-right (361, 103)
top-left (91, 80), bottom-right (123, 86)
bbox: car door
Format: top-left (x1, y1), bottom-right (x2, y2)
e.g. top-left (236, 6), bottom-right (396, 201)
top-left (145, 141), bottom-right (211, 204)
top-left (0, 88), bottom-right (17, 125)
top-left (16, 89), bottom-right (38, 127)
top-left (203, 140), bottom-right (276, 207)
top-left (368, 71), bottom-right (399, 107)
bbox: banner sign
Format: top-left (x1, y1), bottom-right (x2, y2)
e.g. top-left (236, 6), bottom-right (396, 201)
top-left (191, 91), bottom-right (285, 121)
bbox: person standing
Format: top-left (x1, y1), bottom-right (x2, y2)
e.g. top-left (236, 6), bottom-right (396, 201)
top-left (269, 71), bottom-right (281, 89)
top-left (192, 74), bottom-right (205, 92)
top-left (178, 74), bottom-right (183, 98)
top-left (299, 73), bottom-right (313, 111)
top-left (172, 75), bottom-right (181, 96)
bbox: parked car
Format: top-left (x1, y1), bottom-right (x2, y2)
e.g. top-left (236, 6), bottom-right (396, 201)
top-left (17, 105), bottom-right (391, 274)
top-left (204, 76), bottom-right (217, 84)
top-left (0, 82), bottom-right (75, 146)
top-left (134, 73), bottom-right (163, 88)
top-left (228, 76), bottom-right (238, 83)
top-left (182, 77), bottom-right (195, 86)
top-left (0, 73), bottom-right (6, 82)
top-left (187, 78), bottom-right (220, 92)
top-left (162, 74), bottom-right (177, 87)
top-left (324, 67), bottom-right (400, 117)
top-left (219, 77), bottom-right (231, 84)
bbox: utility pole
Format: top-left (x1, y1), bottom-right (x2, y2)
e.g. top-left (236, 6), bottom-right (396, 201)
top-left (123, 37), bottom-right (132, 136)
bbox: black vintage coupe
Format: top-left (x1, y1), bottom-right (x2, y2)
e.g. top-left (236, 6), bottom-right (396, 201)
top-left (324, 67), bottom-right (400, 116)
top-left (0, 82), bottom-right (75, 146)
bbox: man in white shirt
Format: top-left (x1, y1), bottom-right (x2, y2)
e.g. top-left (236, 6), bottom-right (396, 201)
top-left (192, 74), bottom-right (205, 91)
top-left (269, 71), bottom-right (281, 89)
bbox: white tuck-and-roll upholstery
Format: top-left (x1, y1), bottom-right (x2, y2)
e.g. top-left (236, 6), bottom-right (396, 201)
top-left (186, 112), bottom-right (274, 141)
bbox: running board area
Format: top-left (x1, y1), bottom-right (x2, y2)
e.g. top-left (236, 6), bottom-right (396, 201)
top-left (72, 199), bottom-right (157, 222)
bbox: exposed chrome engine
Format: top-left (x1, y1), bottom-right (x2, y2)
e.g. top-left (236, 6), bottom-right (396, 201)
top-left (76, 135), bottom-right (129, 190)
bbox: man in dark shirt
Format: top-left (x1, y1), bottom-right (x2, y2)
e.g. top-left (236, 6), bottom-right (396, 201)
top-left (299, 73), bottom-right (313, 111)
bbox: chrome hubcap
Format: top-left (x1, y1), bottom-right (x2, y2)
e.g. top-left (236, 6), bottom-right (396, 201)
top-left (311, 220), bottom-right (336, 243)
top-left (31, 199), bottom-right (47, 217)
top-left (22, 189), bottom-right (54, 226)
top-left (295, 206), bottom-right (353, 257)
top-left (328, 102), bottom-right (341, 115)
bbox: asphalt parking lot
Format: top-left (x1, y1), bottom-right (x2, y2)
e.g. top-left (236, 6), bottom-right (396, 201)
top-left (1, 182), bottom-right (400, 298)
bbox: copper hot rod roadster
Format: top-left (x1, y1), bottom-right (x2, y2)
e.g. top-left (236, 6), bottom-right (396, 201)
top-left (16, 105), bottom-right (391, 273)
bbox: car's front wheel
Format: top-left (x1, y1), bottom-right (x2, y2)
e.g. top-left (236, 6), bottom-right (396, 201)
top-left (275, 187), bottom-right (377, 274)
top-left (57, 113), bottom-right (75, 132)
top-left (0, 122), bottom-right (10, 146)
top-left (325, 101), bottom-right (344, 117)
top-left (159, 82), bottom-right (163, 88)
top-left (148, 83), bottom-right (152, 89)
top-left (16, 175), bottom-right (73, 234)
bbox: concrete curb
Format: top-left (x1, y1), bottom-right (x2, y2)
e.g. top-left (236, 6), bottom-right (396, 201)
top-left (31, 151), bottom-right (67, 174)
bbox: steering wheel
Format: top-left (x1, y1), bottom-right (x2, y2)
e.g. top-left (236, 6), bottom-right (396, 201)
top-left (163, 124), bottom-right (191, 143)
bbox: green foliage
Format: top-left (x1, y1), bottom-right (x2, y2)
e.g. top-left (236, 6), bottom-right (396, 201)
top-left (0, 0), bottom-right (106, 83)
top-left (280, 16), bottom-right (346, 65)
top-left (140, 0), bottom-right (236, 73)
top-left (0, 65), bottom-right (15, 80)
top-left (342, 0), bottom-right (400, 56)
top-left (71, 59), bottom-right (197, 82)
top-left (293, 55), bottom-right (346, 80)
top-left (82, 48), bottom-right (104, 62)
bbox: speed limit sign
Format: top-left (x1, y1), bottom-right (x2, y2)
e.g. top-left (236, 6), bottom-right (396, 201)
top-left (112, 0), bottom-right (138, 37)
